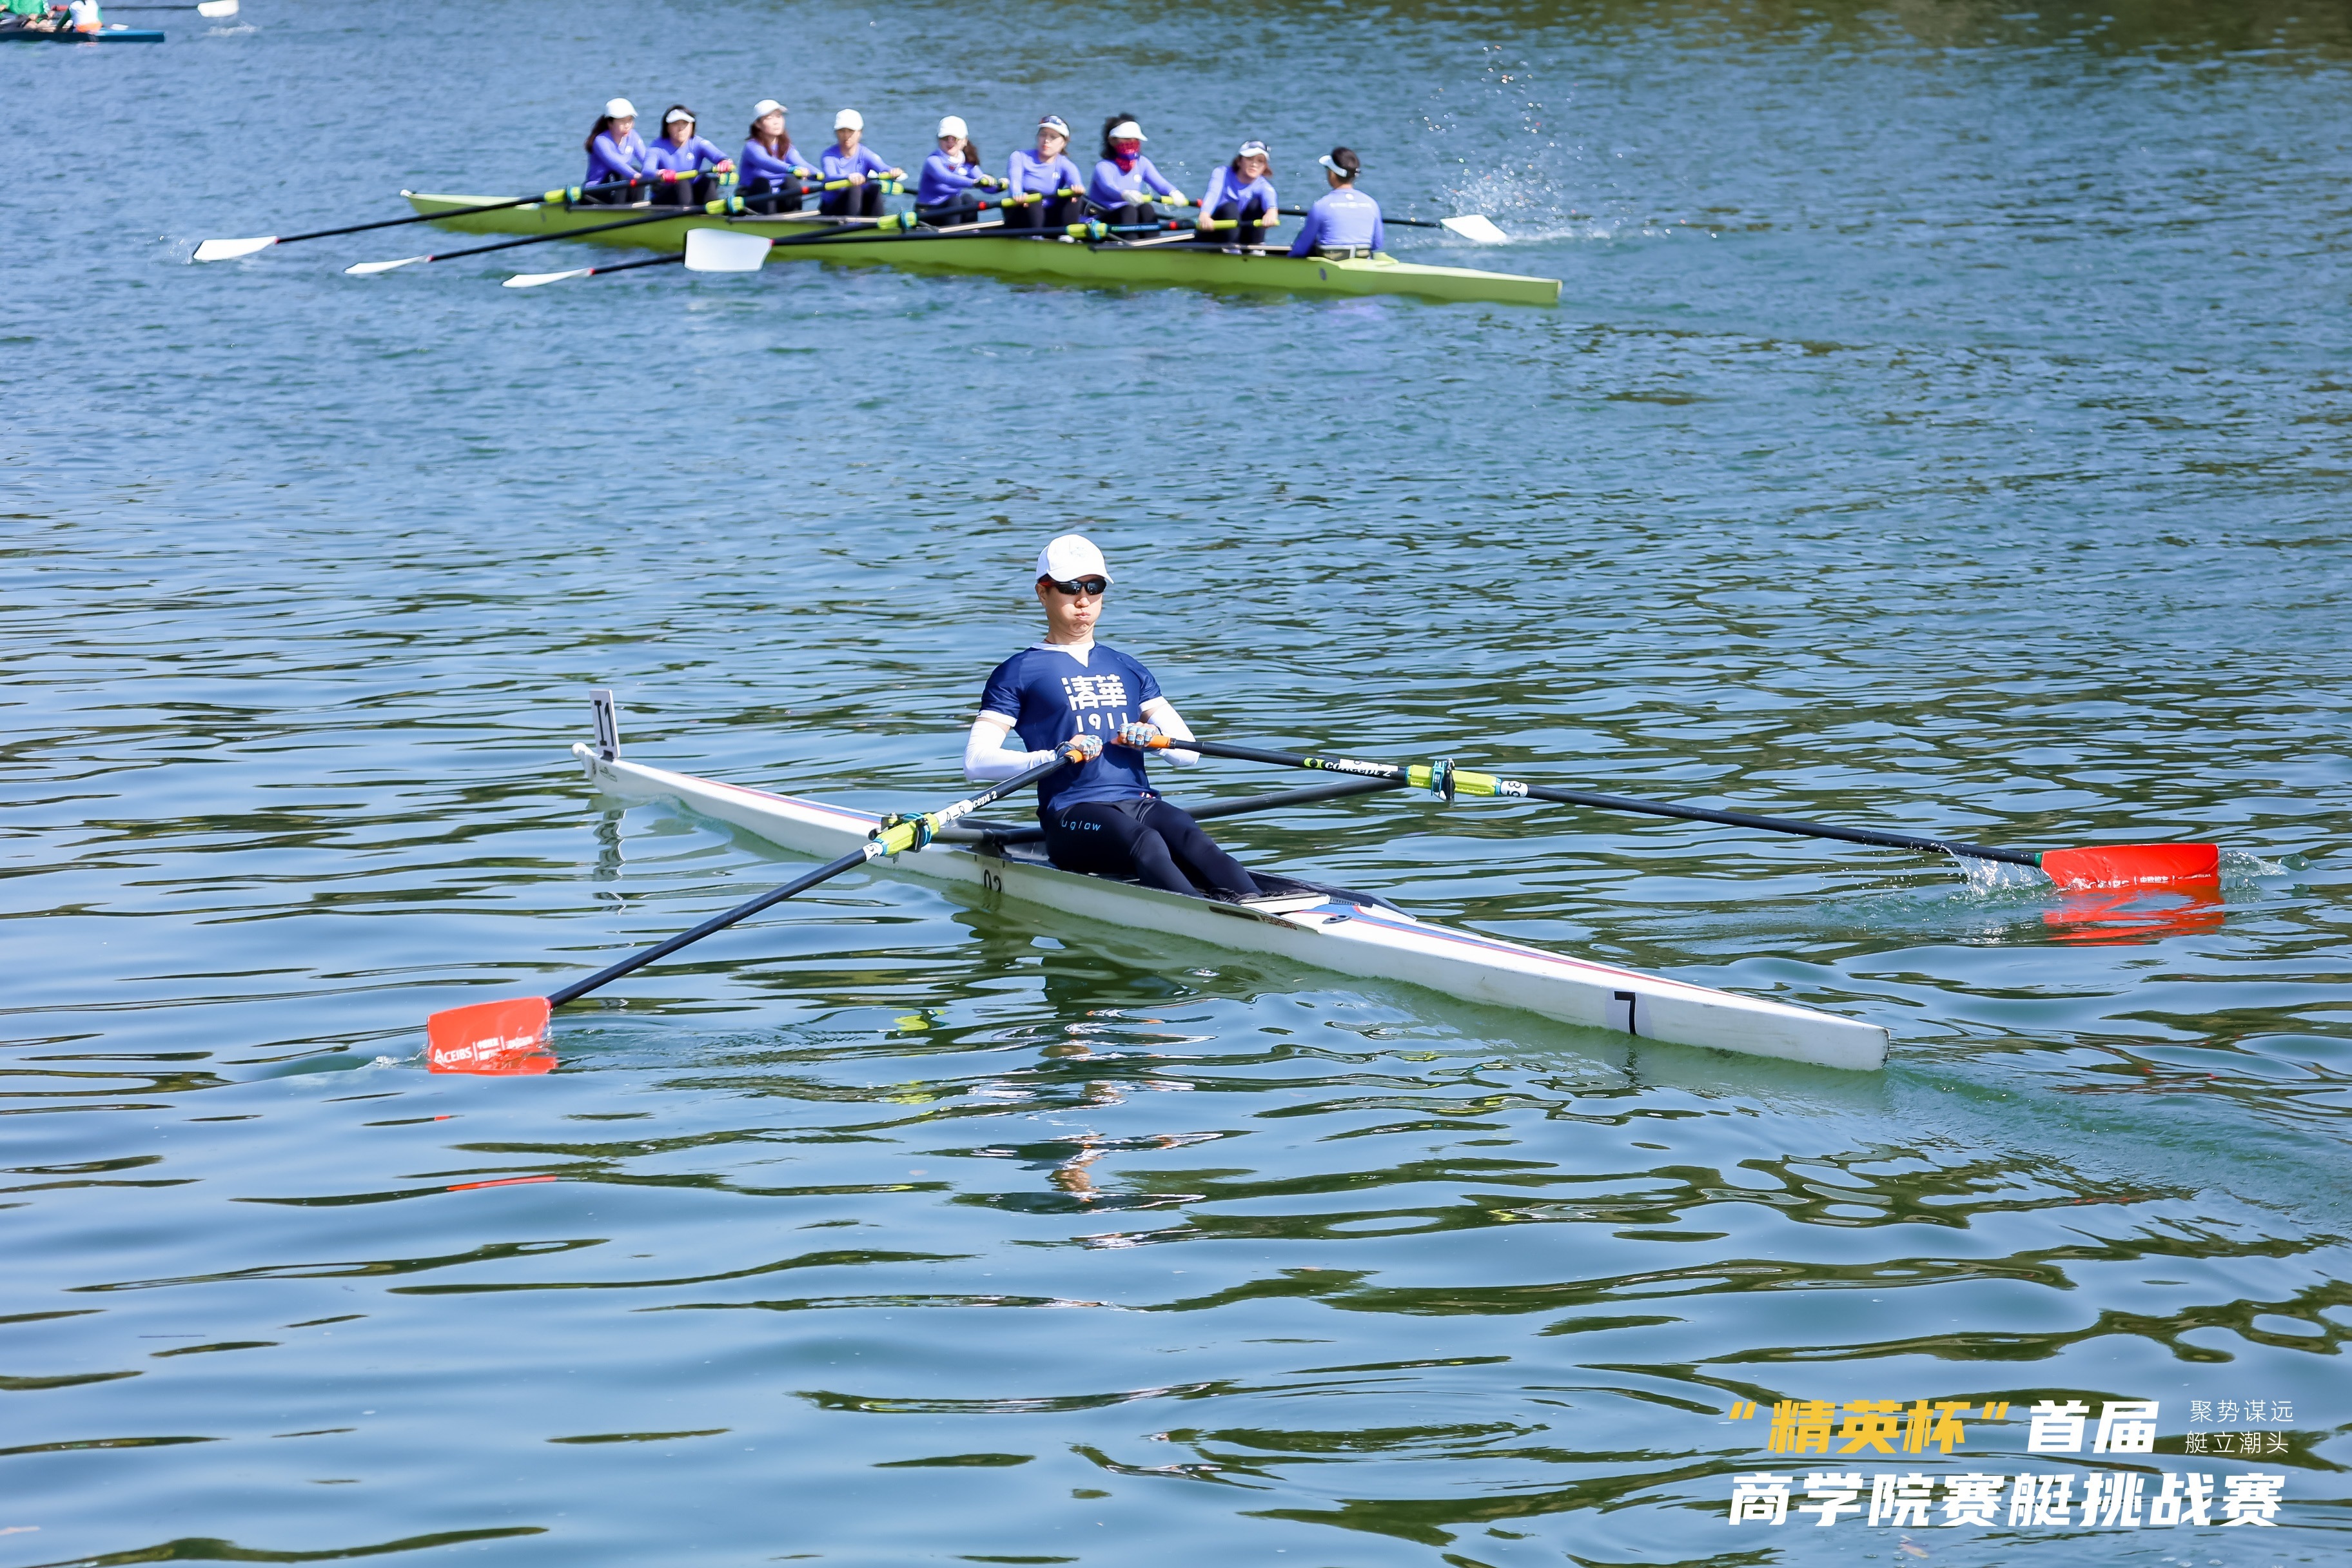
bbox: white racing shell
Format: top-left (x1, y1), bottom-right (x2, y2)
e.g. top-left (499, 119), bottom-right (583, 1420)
top-left (573, 745), bottom-right (1891, 1072)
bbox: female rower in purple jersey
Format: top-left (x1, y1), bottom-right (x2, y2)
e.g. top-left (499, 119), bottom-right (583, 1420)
top-left (740, 99), bottom-right (820, 214)
top-left (819, 109), bottom-right (905, 219)
top-left (643, 104), bottom-right (734, 206)
top-left (965, 535), bottom-right (1259, 900)
top-left (1197, 139), bottom-right (1276, 249)
top-left (916, 115), bottom-right (1002, 225)
top-left (1287, 146), bottom-right (1386, 258)
top-left (1086, 115), bottom-right (1187, 230)
top-left (1003, 115), bottom-right (1086, 231)
top-left (580, 98), bottom-right (649, 204)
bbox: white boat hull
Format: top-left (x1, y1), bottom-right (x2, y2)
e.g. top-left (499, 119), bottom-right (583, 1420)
top-left (572, 746), bottom-right (1890, 1072)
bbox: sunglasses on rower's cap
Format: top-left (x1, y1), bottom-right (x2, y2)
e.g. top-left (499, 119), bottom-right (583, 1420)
top-left (1046, 576), bottom-right (1108, 596)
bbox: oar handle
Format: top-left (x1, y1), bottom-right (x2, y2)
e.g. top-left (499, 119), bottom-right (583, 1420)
top-left (1144, 735), bottom-right (2039, 868)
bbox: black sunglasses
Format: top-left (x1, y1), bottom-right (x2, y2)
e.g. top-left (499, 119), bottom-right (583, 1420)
top-left (1046, 577), bottom-right (1108, 596)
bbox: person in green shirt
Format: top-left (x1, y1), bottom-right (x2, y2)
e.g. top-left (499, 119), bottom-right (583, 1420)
top-left (1, 0), bottom-right (65, 30)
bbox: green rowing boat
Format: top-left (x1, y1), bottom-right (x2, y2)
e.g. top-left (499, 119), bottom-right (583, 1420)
top-left (402, 192), bottom-right (1561, 308)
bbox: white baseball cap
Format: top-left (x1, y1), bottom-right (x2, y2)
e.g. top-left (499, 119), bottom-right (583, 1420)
top-left (1039, 115), bottom-right (1071, 137)
top-left (604, 98), bottom-right (637, 119)
top-left (663, 106), bottom-right (694, 124)
top-left (752, 99), bottom-right (785, 119)
top-left (937, 115), bottom-right (968, 139)
top-left (1107, 120), bottom-right (1146, 142)
top-left (1035, 534), bottom-right (1112, 584)
top-left (834, 108), bottom-right (863, 130)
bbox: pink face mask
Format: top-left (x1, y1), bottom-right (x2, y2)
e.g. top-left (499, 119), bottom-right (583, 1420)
top-left (1111, 141), bottom-right (1141, 172)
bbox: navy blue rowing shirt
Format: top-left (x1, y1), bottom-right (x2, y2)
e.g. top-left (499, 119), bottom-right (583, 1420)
top-left (978, 643), bottom-right (1164, 815)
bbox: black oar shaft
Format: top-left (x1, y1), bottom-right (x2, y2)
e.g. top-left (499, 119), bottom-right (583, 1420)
top-left (419, 208), bottom-right (704, 263)
top-left (1171, 737), bottom-right (2039, 868)
top-left (544, 752), bottom-right (1070, 1008)
top-left (545, 845), bottom-right (873, 1006)
top-left (1508, 783), bottom-right (2036, 866)
top-left (1277, 204), bottom-right (1445, 231)
top-left (271, 177), bottom-right (645, 246)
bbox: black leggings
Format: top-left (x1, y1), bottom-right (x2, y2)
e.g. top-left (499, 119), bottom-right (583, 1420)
top-left (1208, 197), bottom-right (1269, 248)
top-left (916, 199), bottom-right (984, 228)
top-left (744, 178), bottom-right (805, 215)
top-left (652, 173), bottom-right (718, 207)
top-left (1002, 196), bottom-right (1079, 231)
top-left (819, 182), bottom-right (884, 218)
top-left (1043, 797), bottom-right (1260, 899)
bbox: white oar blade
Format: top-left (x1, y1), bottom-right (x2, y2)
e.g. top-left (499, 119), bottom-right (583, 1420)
top-left (1440, 214), bottom-right (1511, 245)
top-left (192, 235), bottom-right (275, 262)
top-left (683, 228), bottom-right (771, 273)
top-left (195, 0), bottom-right (237, 15)
top-left (343, 255), bottom-right (427, 276)
top-left (504, 268), bottom-right (594, 289)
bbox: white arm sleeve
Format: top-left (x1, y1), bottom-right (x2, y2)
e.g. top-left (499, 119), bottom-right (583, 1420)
top-left (1140, 696), bottom-right (1199, 766)
top-left (965, 713), bottom-right (1052, 783)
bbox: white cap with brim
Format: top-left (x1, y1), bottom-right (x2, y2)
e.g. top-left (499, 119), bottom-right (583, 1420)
top-left (835, 108), bottom-right (863, 130)
top-left (1039, 115), bottom-right (1070, 136)
top-left (752, 99), bottom-right (785, 119)
top-left (663, 106), bottom-right (694, 124)
top-left (605, 98), bottom-right (637, 119)
top-left (1318, 152), bottom-right (1356, 178)
top-left (1108, 121), bottom-right (1146, 142)
top-left (937, 115), bottom-right (968, 139)
top-left (1036, 534), bottom-right (1112, 584)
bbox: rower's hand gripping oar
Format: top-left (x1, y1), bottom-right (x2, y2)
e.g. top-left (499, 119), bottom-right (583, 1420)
top-left (1273, 204), bottom-right (1510, 244)
top-left (193, 173), bottom-right (689, 262)
top-left (423, 744), bottom-right (1086, 1073)
top-left (1120, 735), bottom-right (2220, 889)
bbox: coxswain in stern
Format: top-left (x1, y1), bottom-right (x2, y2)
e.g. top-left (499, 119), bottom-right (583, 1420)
top-left (739, 99), bottom-right (819, 214)
top-left (1197, 139), bottom-right (1276, 249)
top-left (644, 104), bottom-right (735, 206)
top-left (917, 116), bottom-right (1000, 225)
top-left (820, 109), bottom-right (905, 219)
top-left (580, 98), bottom-right (651, 204)
top-left (965, 536), bottom-right (1260, 900)
top-left (1287, 146), bottom-right (1384, 259)
top-left (1003, 115), bottom-right (1086, 231)
top-left (1087, 115), bottom-right (1187, 229)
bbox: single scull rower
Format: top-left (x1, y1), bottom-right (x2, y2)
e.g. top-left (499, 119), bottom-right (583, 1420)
top-left (965, 536), bottom-right (1259, 899)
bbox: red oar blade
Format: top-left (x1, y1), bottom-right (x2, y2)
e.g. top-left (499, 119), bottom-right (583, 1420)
top-left (427, 996), bottom-right (555, 1075)
top-left (2039, 843), bottom-right (2221, 890)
